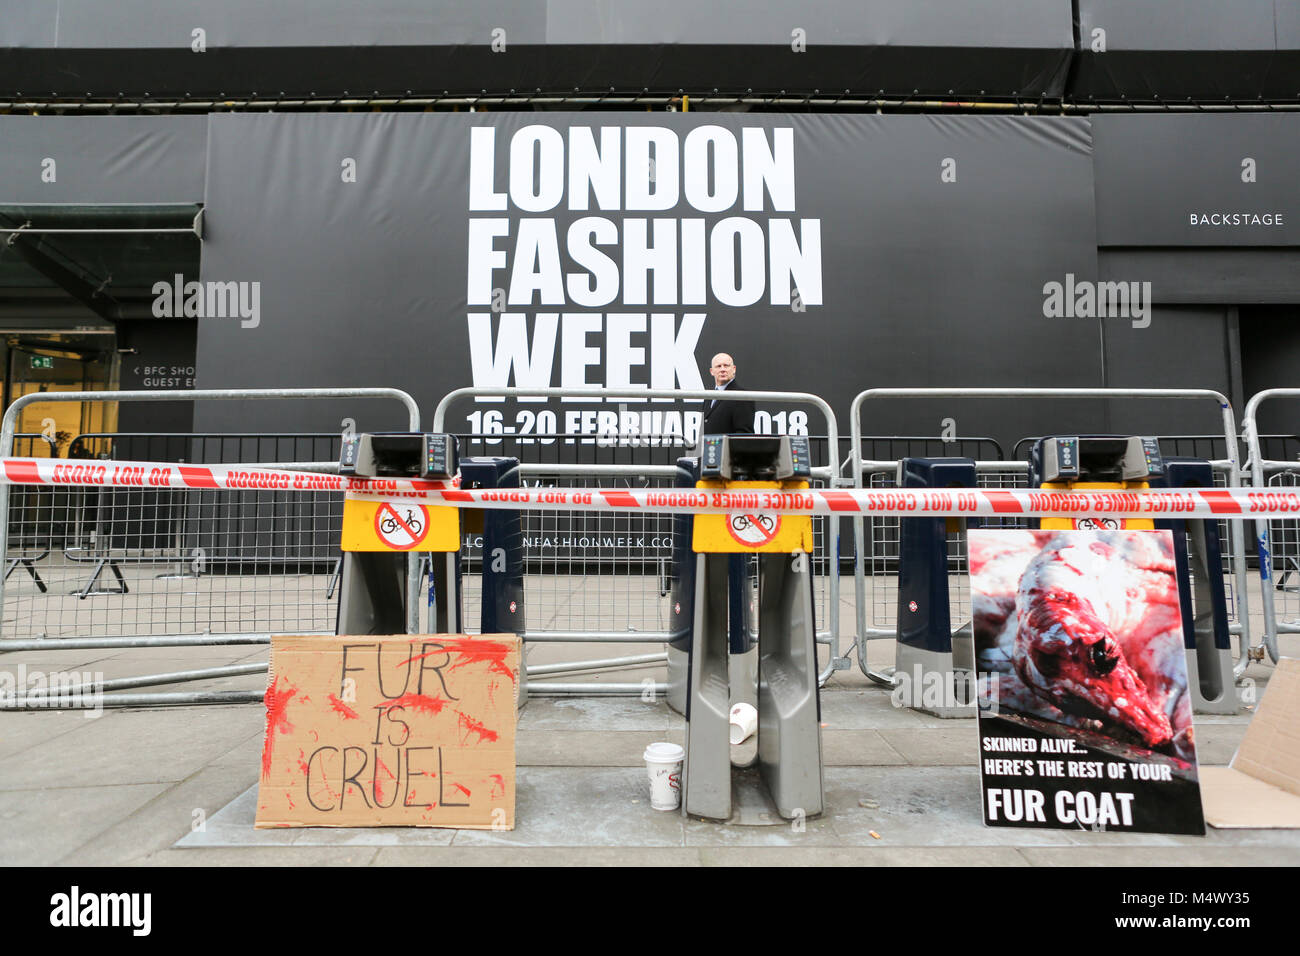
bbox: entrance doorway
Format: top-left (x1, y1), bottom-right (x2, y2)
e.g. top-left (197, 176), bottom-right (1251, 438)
top-left (1240, 306), bottom-right (1300, 436)
top-left (2, 332), bottom-right (118, 457)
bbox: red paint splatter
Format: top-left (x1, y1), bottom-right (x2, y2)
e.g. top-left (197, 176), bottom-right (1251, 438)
top-left (296, 748), bottom-right (309, 776)
top-left (328, 693), bottom-right (360, 720)
top-left (261, 676), bottom-right (298, 779)
top-left (489, 774), bottom-right (505, 799)
top-left (285, 790), bottom-right (296, 810)
top-left (310, 730), bottom-right (319, 742)
top-left (453, 783), bottom-right (472, 799)
top-left (457, 711), bottom-right (499, 744)
top-left (385, 692), bottom-right (449, 715)
top-left (439, 638), bottom-right (518, 685)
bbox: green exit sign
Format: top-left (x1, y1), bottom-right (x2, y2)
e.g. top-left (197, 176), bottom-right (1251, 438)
top-left (29, 356), bottom-right (53, 370)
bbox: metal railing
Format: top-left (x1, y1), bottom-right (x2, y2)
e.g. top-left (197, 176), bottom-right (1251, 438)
top-left (4, 435), bottom-right (59, 597)
top-left (449, 441), bottom-right (838, 643)
top-left (434, 386), bottom-right (847, 686)
top-left (1241, 390), bottom-right (1300, 664)
top-left (848, 387), bottom-right (1253, 683)
top-left (0, 388), bottom-right (421, 708)
top-left (8, 380), bottom-right (1274, 708)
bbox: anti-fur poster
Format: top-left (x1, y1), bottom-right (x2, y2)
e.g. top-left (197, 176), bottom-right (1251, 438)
top-left (970, 529), bottom-right (1205, 835)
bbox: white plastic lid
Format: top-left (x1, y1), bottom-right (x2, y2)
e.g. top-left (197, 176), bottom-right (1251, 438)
top-left (643, 742), bottom-right (685, 763)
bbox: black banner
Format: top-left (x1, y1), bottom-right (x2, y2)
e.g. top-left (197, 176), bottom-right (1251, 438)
top-left (193, 111), bottom-right (1101, 449)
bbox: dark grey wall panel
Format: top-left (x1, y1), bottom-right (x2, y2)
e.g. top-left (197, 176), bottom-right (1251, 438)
top-left (1093, 114), bottom-right (1300, 247)
top-left (0, 115), bottom-right (207, 204)
top-left (1072, 0), bottom-right (1294, 101)
top-left (23, 0), bottom-right (1070, 48)
top-left (1077, 0), bottom-right (1275, 51)
top-left (0, 1), bottom-right (54, 46)
top-left (1099, 305), bottom-right (1235, 439)
top-left (1, 0), bottom-right (1073, 99)
top-left (1100, 250), bottom-right (1300, 305)
top-left (116, 320), bottom-right (198, 433)
top-left (193, 112), bottom-right (1100, 450)
top-left (547, 0), bottom-right (1069, 47)
top-left (53, 0), bottom-right (544, 47)
top-left (1281, 3), bottom-right (1300, 47)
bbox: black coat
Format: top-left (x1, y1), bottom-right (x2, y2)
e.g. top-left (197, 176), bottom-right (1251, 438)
top-left (701, 381), bottom-right (755, 436)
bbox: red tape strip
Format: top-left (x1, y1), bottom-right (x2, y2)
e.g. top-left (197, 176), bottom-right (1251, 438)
top-left (0, 457), bottom-right (1288, 519)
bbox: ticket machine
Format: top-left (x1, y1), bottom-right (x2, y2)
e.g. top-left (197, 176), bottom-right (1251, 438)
top-left (336, 432), bottom-right (461, 635)
top-left (680, 434), bottom-right (823, 821)
top-left (1030, 435), bottom-right (1163, 530)
top-left (667, 460), bottom-right (753, 717)
top-left (334, 434), bottom-right (526, 663)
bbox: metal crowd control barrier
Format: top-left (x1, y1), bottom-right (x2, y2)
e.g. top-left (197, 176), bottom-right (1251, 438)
top-left (450, 436), bottom-right (841, 648)
top-left (849, 387), bottom-right (1253, 700)
top-left (433, 387), bottom-right (847, 695)
top-left (5, 434), bottom-right (59, 596)
top-left (0, 388), bottom-right (421, 709)
top-left (448, 438), bottom-right (696, 695)
top-left (1015, 433), bottom-right (1300, 465)
top-left (52, 432), bottom-right (345, 602)
top-left (1241, 390), bottom-right (1300, 664)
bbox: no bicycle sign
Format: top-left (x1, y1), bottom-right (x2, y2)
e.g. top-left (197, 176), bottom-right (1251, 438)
top-left (374, 502), bottom-right (431, 550)
top-left (726, 512), bottom-right (782, 548)
top-left (341, 495), bottom-right (460, 552)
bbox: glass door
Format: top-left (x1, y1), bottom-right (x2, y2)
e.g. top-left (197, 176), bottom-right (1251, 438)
top-left (5, 336), bottom-right (119, 457)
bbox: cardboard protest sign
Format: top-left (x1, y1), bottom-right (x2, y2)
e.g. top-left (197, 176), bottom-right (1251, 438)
top-left (1201, 656), bottom-right (1300, 828)
top-left (970, 529), bottom-right (1204, 835)
top-left (255, 634), bottom-right (519, 829)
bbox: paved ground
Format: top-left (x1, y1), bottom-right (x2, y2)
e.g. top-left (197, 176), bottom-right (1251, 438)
top-left (1, 572), bottom-right (1297, 866)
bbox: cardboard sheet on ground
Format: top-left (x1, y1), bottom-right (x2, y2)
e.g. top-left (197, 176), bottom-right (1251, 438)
top-left (970, 529), bottom-right (1204, 835)
top-left (255, 634), bottom-right (519, 829)
top-left (1201, 656), bottom-right (1300, 828)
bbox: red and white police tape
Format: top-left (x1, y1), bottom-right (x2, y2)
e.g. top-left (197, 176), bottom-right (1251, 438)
top-left (1, 456), bottom-right (1293, 519)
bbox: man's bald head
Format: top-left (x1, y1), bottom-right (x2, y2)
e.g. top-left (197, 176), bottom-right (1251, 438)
top-left (709, 353), bottom-right (736, 387)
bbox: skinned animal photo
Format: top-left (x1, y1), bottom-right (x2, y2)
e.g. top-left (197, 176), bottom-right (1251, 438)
top-left (970, 529), bottom-right (1196, 767)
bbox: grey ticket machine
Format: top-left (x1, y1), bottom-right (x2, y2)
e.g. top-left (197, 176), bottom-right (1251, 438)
top-left (678, 434), bottom-right (824, 821)
top-left (335, 432), bottom-right (460, 635)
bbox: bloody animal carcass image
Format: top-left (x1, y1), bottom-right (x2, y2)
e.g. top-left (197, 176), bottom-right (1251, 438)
top-left (970, 530), bottom-right (1196, 767)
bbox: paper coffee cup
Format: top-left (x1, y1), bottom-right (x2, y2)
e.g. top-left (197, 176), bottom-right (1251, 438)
top-left (729, 702), bottom-right (757, 745)
top-left (643, 742), bottom-right (684, 811)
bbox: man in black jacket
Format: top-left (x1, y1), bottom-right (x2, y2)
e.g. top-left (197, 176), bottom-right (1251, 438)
top-left (701, 352), bottom-right (755, 435)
